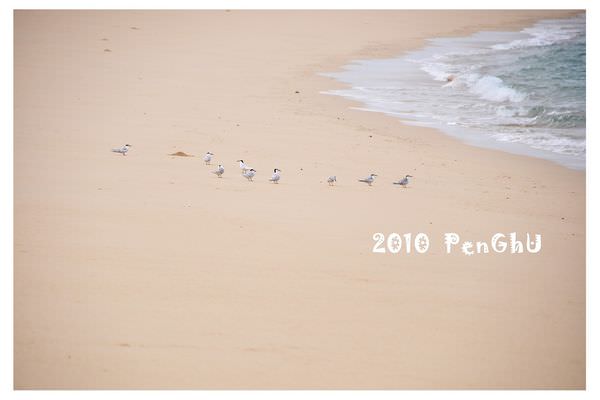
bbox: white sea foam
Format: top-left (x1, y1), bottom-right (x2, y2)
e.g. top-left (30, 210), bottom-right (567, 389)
top-left (466, 74), bottom-right (526, 103)
top-left (492, 14), bottom-right (584, 50)
top-left (420, 62), bottom-right (454, 81)
top-left (492, 131), bottom-right (586, 156)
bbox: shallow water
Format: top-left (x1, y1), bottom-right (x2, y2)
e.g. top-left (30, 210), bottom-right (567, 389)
top-left (323, 14), bottom-right (586, 169)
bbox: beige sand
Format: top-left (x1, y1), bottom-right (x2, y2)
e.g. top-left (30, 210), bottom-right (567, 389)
top-left (14, 10), bottom-right (585, 389)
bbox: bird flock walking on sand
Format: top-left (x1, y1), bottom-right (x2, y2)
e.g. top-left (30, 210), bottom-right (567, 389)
top-left (111, 146), bottom-right (414, 188)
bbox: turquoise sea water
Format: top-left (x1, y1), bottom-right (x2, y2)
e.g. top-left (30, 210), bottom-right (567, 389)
top-left (323, 14), bottom-right (586, 169)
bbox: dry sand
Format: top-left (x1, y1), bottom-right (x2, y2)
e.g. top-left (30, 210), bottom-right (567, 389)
top-left (14, 10), bottom-right (585, 389)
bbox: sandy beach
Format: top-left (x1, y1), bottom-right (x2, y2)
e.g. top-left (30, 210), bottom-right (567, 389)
top-left (14, 10), bottom-right (585, 389)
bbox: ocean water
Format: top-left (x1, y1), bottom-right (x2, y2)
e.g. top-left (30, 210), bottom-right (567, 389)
top-left (322, 14), bottom-right (586, 169)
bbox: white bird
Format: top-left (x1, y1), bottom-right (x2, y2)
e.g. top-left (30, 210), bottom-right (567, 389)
top-left (237, 159), bottom-right (253, 174)
top-left (327, 176), bottom-right (337, 186)
top-left (269, 168), bottom-right (281, 184)
top-left (358, 173), bottom-right (377, 186)
top-left (212, 164), bottom-right (225, 178)
top-left (111, 144), bottom-right (131, 156)
top-left (394, 174), bottom-right (413, 188)
top-left (243, 168), bottom-right (256, 181)
top-left (203, 152), bottom-right (214, 165)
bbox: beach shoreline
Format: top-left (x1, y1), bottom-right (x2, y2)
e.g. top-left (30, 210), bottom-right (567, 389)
top-left (320, 12), bottom-right (586, 171)
top-left (14, 10), bottom-right (585, 389)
